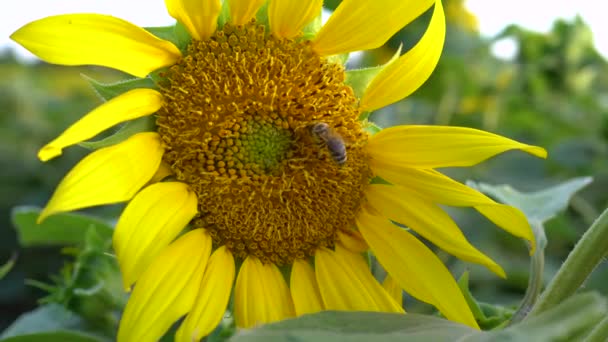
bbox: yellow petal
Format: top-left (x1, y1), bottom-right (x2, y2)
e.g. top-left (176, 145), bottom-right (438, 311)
top-left (312, 0), bottom-right (434, 56)
top-left (113, 182), bottom-right (198, 290)
top-left (176, 246), bottom-right (235, 342)
top-left (269, 0), bottom-right (323, 38)
top-left (38, 132), bottom-right (163, 223)
top-left (372, 165), bottom-right (535, 248)
top-left (367, 125), bottom-right (547, 169)
top-left (357, 209), bottom-right (479, 329)
top-left (38, 88), bottom-right (162, 162)
top-left (382, 275), bottom-right (403, 306)
top-left (229, 0), bottom-right (266, 26)
top-left (165, 0), bottom-right (221, 40)
top-left (360, 0), bottom-right (444, 111)
top-left (365, 184), bottom-right (505, 277)
top-left (11, 14), bottom-right (181, 78)
top-left (234, 257), bottom-right (295, 328)
top-left (315, 245), bottom-right (404, 313)
top-left (337, 229), bottom-right (369, 253)
top-left (117, 229), bottom-right (212, 342)
top-left (290, 259), bottom-right (324, 316)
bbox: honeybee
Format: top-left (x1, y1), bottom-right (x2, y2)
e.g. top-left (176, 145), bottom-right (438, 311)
top-left (311, 122), bottom-right (347, 165)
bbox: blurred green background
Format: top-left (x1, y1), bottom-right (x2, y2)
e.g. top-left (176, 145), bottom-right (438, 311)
top-left (1, 0), bottom-right (608, 337)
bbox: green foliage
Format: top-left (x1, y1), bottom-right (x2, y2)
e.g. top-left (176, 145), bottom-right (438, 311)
top-left (229, 292), bottom-right (607, 342)
top-left (11, 207), bottom-right (113, 247)
top-left (469, 177), bottom-right (593, 224)
top-left (79, 116), bottom-right (156, 151)
top-left (82, 75), bottom-right (157, 102)
top-left (0, 304), bottom-right (105, 342)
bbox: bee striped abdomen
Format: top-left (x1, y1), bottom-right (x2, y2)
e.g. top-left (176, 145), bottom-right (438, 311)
top-left (311, 122), bottom-right (347, 166)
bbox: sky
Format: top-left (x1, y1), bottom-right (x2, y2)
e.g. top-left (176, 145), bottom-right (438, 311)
top-left (1, 1), bottom-right (606, 60)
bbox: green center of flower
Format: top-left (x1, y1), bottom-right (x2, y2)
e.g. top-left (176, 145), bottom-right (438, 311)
top-left (237, 118), bottom-right (294, 174)
top-left (156, 21), bottom-right (371, 265)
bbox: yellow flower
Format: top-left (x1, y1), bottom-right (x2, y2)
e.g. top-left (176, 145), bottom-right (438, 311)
top-left (11, 0), bottom-right (546, 341)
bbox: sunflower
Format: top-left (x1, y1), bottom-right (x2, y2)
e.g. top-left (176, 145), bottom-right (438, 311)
top-left (11, 0), bottom-right (546, 341)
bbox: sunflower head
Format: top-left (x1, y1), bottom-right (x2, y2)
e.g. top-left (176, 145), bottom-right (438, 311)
top-left (157, 20), bottom-right (372, 265)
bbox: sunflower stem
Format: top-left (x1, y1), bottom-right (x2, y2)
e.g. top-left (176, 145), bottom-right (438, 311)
top-left (529, 207), bottom-right (608, 316)
top-left (509, 220), bottom-right (546, 324)
top-left (583, 315), bottom-right (608, 342)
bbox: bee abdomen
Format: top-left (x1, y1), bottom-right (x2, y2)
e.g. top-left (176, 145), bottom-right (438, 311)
top-left (327, 139), bottom-right (347, 165)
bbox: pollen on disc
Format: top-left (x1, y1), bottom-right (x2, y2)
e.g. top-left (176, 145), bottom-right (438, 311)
top-left (156, 21), bottom-right (371, 265)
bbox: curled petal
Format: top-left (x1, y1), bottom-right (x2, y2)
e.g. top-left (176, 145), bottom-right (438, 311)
top-left (372, 165), bottom-right (535, 249)
top-left (117, 229), bottom-right (212, 342)
top-left (165, 0), bottom-right (221, 40)
top-left (312, 0), bottom-right (434, 56)
top-left (39, 132), bottom-right (163, 223)
top-left (315, 245), bottom-right (403, 313)
top-left (360, 0), bottom-right (445, 111)
top-left (234, 257), bottom-right (295, 328)
top-left (290, 259), bottom-right (324, 316)
top-left (269, 0), bottom-right (323, 38)
top-left (365, 184), bottom-right (505, 277)
top-left (113, 182), bottom-right (198, 290)
top-left (38, 88), bottom-right (162, 162)
top-left (367, 125), bottom-right (547, 169)
top-left (11, 14), bottom-right (181, 78)
top-left (176, 246), bottom-right (235, 342)
top-left (357, 209), bottom-right (479, 329)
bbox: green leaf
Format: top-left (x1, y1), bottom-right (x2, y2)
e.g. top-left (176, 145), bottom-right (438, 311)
top-left (345, 45), bottom-right (402, 99)
top-left (79, 116), bottom-right (157, 150)
top-left (229, 292), bottom-right (608, 342)
top-left (0, 253), bottom-right (16, 280)
top-left (0, 331), bottom-right (103, 342)
top-left (467, 176), bottom-right (593, 224)
top-left (0, 305), bottom-right (101, 341)
top-left (11, 206), bottom-right (113, 247)
top-left (229, 312), bottom-right (479, 342)
top-left (82, 74), bottom-right (157, 102)
top-left (491, 292), bottom-right (608, 342)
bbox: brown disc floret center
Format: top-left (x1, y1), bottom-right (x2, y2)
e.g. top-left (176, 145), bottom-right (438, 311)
top-left (156, 21), bottom-right (370, 265)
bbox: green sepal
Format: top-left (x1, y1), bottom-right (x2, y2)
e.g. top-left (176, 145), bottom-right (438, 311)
top-left (173, 21), bottom-right (193, 50)
top-left (369, 176), bottom-right (391, 185)
top-left (82, 74), bottom-right (157, 102)
top-left (217, 0), bottom-right (232, 29)
top-left (362, 120), bottom-right (382, 134)
top-left (79, 116), bottom-right (157, 150)
top-left (301, 8), bottom-right (323, 40)
top-left (255, 1), bottom-right (271, 29)
top-left (327, 53), bottom-right (349, 66)
top-left (145, 25), bottom-right (178, 46)
top-left (457, 271), bottom-right (486, 322)
top-left (457, 271), bottom-right (514, 330)
top-left (146, 22), bottom-right (191, 52)
top-left (345, 45), bottom-right (403, 99)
